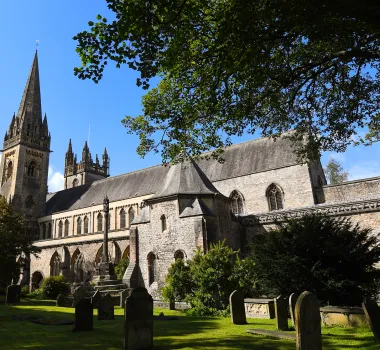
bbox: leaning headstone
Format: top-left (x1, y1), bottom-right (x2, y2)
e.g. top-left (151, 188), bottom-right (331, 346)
top-left (91, 290), bottom-right (102, 308)
top-left (98, 293), bottom-right (114, 320)
top-left (56, 294), bottom-right (66, 307)
top-left (295, 291), bottom-right (322, 350)
top-left (73, 298), bottom-right (93, 332)
top-left (229, 290), bottom-right (246, 325)
top-left (289, 293), bottom-right (299, 327)
top-left (275, 295), bottom-right (288, 331)
top-left (73, 286), bottom-right (86, 307)
top-left (124, 287), bottom-right (153, 350)
top-left (362, 299), bottom-right (380, 343)
top-left (6, 285), bottom-right (21, 304)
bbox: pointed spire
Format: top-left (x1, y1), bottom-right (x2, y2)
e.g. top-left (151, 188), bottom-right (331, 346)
top-left (4, 131), bottom-right (8, 142)
top-left (82, 141), bottom-right (90, 162)
top-left (67, 139), bottom-right (73, 153)
top-left (43, 113), bottom-right (48, 126)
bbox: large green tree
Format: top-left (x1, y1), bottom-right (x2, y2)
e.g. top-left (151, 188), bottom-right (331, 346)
top-left (324, 158), bottom-right (349, 184)
top-left (0, 196), bottom-right (40, 287)
top-left (74, 0), bottom-right (380, 162)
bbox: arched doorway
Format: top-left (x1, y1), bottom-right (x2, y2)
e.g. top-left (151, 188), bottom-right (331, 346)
top-left (50, 251), bottom-right (61, 277)
top-left (71, 249), bottom-right (85, 283)
top-left (31, 271), bottom-right (44, 291)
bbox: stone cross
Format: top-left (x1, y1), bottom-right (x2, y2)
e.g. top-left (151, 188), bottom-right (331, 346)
top-left (295, 291), bottom-right (322, 350)
top-left (91, 290), bottom-right (102, 308)
top-left (73, 299), bottom-right (93, 332)
top-left (362, 299), bottom-right (380, 343)
top-left (229, 290), bottom-right (246, 325)
top-left (6, 285), bottom-right (21, 304)
top-left (274, 295), bottom-right (288, 331)
top-left (98, 293), bottom-right (115, 320)
top-left (124, 287), bottom-right (153, 350)
top-left (289, 293), bottom-right (299, 327)
top-left (73, 286), bottom-right (86, 307)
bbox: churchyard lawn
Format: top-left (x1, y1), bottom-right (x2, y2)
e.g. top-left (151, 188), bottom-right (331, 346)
top-left (0, 299), bottom-right (377, 349)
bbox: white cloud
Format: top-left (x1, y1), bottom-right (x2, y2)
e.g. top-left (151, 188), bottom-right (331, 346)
top-left (48, 166), bottom-right (64, 192)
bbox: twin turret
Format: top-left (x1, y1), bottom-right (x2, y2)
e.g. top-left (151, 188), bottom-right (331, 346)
top-left (64, 139), bottom-right (109, 189)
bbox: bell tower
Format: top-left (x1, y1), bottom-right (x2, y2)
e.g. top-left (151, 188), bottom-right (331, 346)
top-left (0, 51), bottom-right (50, 223)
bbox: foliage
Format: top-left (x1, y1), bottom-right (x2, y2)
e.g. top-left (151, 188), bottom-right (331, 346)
top-left (40, 276), bottom-right (71, 300)
top-left (324, 158), bottom-right (349, 184)
top-left (74, 0), bottom-right (380, 163)
top-left (20, 285), bottom-right (30, 298)
top-left (115, 258), bottom-right (129, 280)
top-left (25, 288), bottom-right (44, 300)
top-left (231, 256), bottom-right (260, 298)
top-left (0, 196), bottom-right (40, 286)
top-left (251, 214), bottom-right (380, 306)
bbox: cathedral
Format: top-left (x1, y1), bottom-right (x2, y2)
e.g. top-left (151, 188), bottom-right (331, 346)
top-left (2, 52), bottom-right (380, 296)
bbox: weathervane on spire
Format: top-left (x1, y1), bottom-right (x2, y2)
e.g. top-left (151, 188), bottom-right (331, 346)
top-left (36, 40), bottom-right (39, 50)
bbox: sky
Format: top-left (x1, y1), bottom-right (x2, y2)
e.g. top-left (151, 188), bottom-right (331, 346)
top-left (1, 1), bottom-right (380, 192)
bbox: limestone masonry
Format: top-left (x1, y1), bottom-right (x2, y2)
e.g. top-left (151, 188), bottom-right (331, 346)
top-left (1, 52), bottom-right (380, 295)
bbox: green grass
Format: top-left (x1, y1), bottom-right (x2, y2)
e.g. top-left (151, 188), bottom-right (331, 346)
top-left (0, 299), bottom-right (377, 349)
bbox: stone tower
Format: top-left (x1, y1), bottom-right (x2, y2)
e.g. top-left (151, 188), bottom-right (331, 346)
top-left (0, 51), bottom-right (50, 224)
top-left (64, 140), bottom-right (110, 189)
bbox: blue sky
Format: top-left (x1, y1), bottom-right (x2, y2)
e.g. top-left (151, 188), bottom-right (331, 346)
top-left (1, 1), bottom-right (379, 192)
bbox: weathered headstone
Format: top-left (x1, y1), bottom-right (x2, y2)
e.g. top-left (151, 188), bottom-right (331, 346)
top-left (289, 293), bottom-right (299, 327)
top-left (56, 294), bottom-right (66, 307)
top-left (98, 293), bottom-right (114, 320)
top-left (6, 285), bottom-right (21, 304)
top-left (169, 300), bottom-right (175, 310)
top-left (73, 299), bottom-right (93, 332)
top-left (91, 290), bottom-right (102, 308)
top-left (229, 290), bottom-right (246, 325)
top-left (362, 299), bottom-right (380, 343)
top-left (295, 291), bottom-right (322, 350)
top-left (124, 287), bottom-right (153, 350)
top-left (73, 286), bottom-right (86, 307)
top-left (275, 295), bottom-right (288, 331)
top-left (120, 288), bottom-right (132, 308)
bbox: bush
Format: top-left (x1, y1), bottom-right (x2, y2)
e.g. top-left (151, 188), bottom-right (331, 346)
top-left (26, 288), bottom-right (44, 300)
top-left (20, 285), bottom-right (29, 298)
top-left (40, 276), bottom-right (70, 300)
top-left (115, 258), bottom-right (129, 280)
top-left (251, 214), bottom-right (380, 306)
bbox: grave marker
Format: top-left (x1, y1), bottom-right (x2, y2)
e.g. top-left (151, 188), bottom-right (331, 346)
top-left (91, 290), bottom-right (102, 308)
top-left (289, 293), bottom-right (299, 327)
top-left (275, 295), bottom-right (288, 331)
top-left (73, 286), bottom-right (86, 307)
top-left (98, 293), bottom-right (114, 320)
top-left (6, 285), bottom-right (21, 304)
top-left (229, 290), bottom-right (246, 325)
top-left (56, 294), bottom-right (66, 307)
top-left (73, 299), bottom-right (93, 332)
top-left (362, 299), bottom-right (380, 343)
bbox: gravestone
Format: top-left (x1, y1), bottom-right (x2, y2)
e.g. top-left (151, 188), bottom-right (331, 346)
top-left (91, 290), bottom-right (102, 308)
top-left (362, 299), bottom-right (380, 343)
top-left (6, 285), bottom-right (21, 304)
top-left (274, 295), bottom-right (288, 331)
top-left (289, 293), bottom-right (299, 327)
top-left (229, 290), bottom-right (246, 325)
top-left (124, 287), bottom-right (153, 350)
top-left (98, 293), bottom-right (114, 320)
top-left (73, 286), bottom-right (86, 307)
top-left (295, 291), bottom-right (322, 350)
top-left (56, 294), bottom-right (66, 307)
top-left (73, 299), bottom-right (93, 332)
top-left (120, 288), bottom-right (132, 308)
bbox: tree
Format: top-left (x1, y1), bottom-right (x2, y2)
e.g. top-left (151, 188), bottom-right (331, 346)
top-left (251, 214), bottom-right (380, 306)
top-left (74, 0), bottom-right (380, 163)
top-left (0, 196), bottom-right (40, 286)
top-left (324, 158), bottom-right (349, 184)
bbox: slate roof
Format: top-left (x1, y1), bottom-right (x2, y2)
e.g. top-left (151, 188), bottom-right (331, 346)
top-left (45, 136), bottom-right (299, 215)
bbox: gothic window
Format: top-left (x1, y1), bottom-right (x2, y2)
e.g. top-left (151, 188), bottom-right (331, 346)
top-left (147, 252), bottom-right (157, 285)
top-left (77, 217), bottom-right (82, 235)
top-left (6, 161), bottom-right (13, 180)
top-left (174, 250), bottom-right (185, 260)
top-left (267, 184), bottom-right (284, 211)
top-left (64, 220), bottom-right (69, 237)
top-left (25, 196), bottom-right (34, 209)
top-left (128, 207), bottom-right (135, 227)
top-left (41, 224), bottom-right (46, 240)
top-left (72, 178), bottom-right (79, 188)
top-left (84, 216), bottom-right (89, 234)
top-left (71, 249), bottom-right (85, 283)
top-left (58, 220), bottom-right (63, 237)
top-left (230, 190), bottom-right (244, 215)
top-left (50, 252), bottom-right (61, 277)
top-left (27, 161), bottom-right (36, 177)
top-left (47, 223), bottom-right (52, 239)
top-left (120, 209), bottom-right (126, 229)
top-left (160, 215), bottom-right (167, 232)
top-left (97, 213), bottom-right (103, 232)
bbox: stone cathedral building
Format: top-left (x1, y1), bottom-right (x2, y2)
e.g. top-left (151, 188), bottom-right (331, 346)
top-left (2, 52), bottom-right (380, 295)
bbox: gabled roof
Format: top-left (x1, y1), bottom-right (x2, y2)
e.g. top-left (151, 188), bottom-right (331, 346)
top-left (179, 198), bottom-right (215, 218)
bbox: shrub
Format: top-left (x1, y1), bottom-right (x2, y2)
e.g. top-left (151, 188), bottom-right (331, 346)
top-left (115, 258), bottom-right (129, 280)
top-left (26, 288), bottom-right (44, 300)
top-left (251, 213), bottom-right (380, 306)
top-left (20, 285), bottom-right (30, 298)
top-left (40, 276), bottom-right (70, 300)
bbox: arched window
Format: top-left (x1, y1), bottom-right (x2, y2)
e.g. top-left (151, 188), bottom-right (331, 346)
top-left (25, 195), bottom-right (34, 209)
top-left (147, 253), bottom-right (157, 285)
top-left (47, 223), bottom-right (52, 239)
top-left (72, 178), bottom-right (79, 188)
top-left (120, 208), bottom-right (126, 229)
top-left (77, 217), bottom-right (82, 235)
top-left (58, 221), bottom-right (63, 237)
top-left (27, 161), bottom-right (36, 177)
top-left (128, 207), bottom-right (135, 227)
top-left (6, 161), bottom-right (13, 180)
top-left (267, 184), bottom-right (284, 211)
top-left (97, 213), bottom-right (103, 232)
top-left (174, 250), bottom-right (184, 260)
top-left (64, 219), bottom-right (69, 237)
top-left (71, 249), bottom-right (85, 283)
top-left (41, 224), bottom-right (46, 240)
top-left (84, 216), bottom-right (89, 234)
top-left (50, 252), bottom-right (61, 277)
top-left (230, 190), bottom-right (244, 215)
top-left (160, 215), bottom-right (167, 232)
